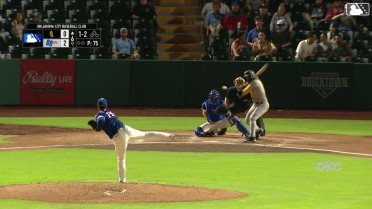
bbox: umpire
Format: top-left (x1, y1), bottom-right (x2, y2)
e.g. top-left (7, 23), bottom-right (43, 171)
top-left (224, 77), bottom-right (266, 136)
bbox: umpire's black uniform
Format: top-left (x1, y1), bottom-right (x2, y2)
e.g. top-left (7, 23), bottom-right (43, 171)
top-left (225, 86), bottom-right (265, 132)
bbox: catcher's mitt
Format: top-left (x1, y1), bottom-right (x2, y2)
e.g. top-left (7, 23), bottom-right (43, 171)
top-left (215, 104), bottom-right (229, 115)
top-left (88, 119), bottom-right (97, 129)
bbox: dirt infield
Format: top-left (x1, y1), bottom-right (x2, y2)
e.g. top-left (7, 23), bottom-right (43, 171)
top-left (1, 107), bottom-right (372, 203)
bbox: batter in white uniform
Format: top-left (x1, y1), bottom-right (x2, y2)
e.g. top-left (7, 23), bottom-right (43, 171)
top-left (241, 70), bottom-right (269, 142)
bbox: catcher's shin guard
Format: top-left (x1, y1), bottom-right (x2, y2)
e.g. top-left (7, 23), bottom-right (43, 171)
top-left (195, 127), bottom-right (206, 137)
top-left (230, 116), bottom-right (249, 135)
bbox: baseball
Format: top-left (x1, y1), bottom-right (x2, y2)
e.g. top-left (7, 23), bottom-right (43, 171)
top-left (104, 191), bottom-right (112, 197)
top-left (221, 86), bottom-right (228, 90)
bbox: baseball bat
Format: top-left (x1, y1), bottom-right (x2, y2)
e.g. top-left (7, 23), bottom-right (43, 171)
top-left (255, 63), bottom-right (269, 77)
top-left (221, 63), bottom-right (269, 91)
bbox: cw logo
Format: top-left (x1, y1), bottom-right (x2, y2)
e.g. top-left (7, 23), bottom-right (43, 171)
top-left (316, 161), bottom-right (342, 172)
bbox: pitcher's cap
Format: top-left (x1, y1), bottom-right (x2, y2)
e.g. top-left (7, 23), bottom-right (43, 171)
top-left (97, 98), bottom-right (108, 107)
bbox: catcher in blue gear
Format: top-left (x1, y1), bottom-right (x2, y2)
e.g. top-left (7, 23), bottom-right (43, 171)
top-left (195, 89), bottom-right (249, 137)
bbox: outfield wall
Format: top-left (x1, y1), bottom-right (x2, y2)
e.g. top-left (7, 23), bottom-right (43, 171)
top-left (1, 60), bottom-right (371, 109)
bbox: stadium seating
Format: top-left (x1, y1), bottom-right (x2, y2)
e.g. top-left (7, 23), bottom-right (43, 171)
top-left (0, 0), bottom-right (370, 61)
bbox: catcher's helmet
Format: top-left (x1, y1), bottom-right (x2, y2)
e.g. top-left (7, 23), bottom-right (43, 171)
top-left (209, 89), bottom-right (220, 99)
top-left (208, 89), bottom-right (220, 104)
top-left (97, 98), bottom-right (108, 109)
top-left (243, 70), bottom-right (256, 82)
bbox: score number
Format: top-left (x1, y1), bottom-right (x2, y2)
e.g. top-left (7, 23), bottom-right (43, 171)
top-left (77, 30), bottom-right (100, 39)
top-left (78, 30), bottom-right (88, 38)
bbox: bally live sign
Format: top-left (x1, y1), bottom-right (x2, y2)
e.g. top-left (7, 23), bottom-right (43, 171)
top-left (301, 73), bottom-right (350, 98)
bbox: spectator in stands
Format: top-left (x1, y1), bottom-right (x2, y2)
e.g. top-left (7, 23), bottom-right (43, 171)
top-left (112, 28), bottom-right (138, 59)
top-left (269, 3), bottom-right (294, 32)
top-left (30, 12), bottom-right (44, 24)
top-left (327, 22), bottom-right (339, 42)
top-left (230, 31), bottom-right (251, 61)
top-left (270, 20), bottom-right (292, 60)
top-left (257, 3), bottom-right (271, 35)
top-left (324, 0), bottom-right (357, 31)
top-left (205, 1), bottom-right (225, 39)
top-left (10, 10), bottom-right (26, 41)
top-left (0, 15), bottom-right (9, 54)
top-left (243, 0), bottom-right (268, 15)
top-left (317, 32), bottom-right (335, 62)
top-left (246, 16), bottom-right (270, 44)
top-left (201, 0), bottom-right (230, 44)
top-left (223, 1), bottom-right (248, 32)
top-left (132, 0), bottom-right (158, 32)
top-left (303, 0), bottom-right (327, 31)
top-left (201, 0), bottom-right (231, 19)
top-left (332, 33), bottom-right (353, 62)
top-left (295, 31), bottom-right (318, 61)
top-left (251, 31), bottom-right (273, 61)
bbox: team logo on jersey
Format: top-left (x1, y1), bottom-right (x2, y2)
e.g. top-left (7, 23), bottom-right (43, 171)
top-left (345, 3), bottom-right (370, 16)
top-left (301, 73), bottom-right (349, 98)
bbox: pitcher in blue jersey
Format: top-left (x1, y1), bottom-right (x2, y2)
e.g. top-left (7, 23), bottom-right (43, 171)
top-left (195, 89), bottom-right (250, 138)
top-left (90, 98), bottom-right (174, 183)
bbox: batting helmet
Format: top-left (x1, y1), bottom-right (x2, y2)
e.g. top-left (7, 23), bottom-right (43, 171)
top-left (233, 77), bottom-right (246, 90)
top-left (243, 70), bottom-right (256, 82)
top-left (97, 98), bottom-right (108, 110)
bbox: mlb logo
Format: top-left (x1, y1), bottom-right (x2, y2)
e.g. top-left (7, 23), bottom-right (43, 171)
top-left (345, 3), bottom-right (370, 16)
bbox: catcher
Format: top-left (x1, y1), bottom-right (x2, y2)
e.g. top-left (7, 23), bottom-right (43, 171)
top-left (195, 89), bottom-right (250, 138)
top-left (195, 89), bottom-right (227, 136)
top-left (88, 98), bottom-right (174, 183)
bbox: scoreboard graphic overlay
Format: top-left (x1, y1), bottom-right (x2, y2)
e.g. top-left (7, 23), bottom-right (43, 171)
top-left (345, 3), bottom-right (370, 16)
top-left (23, 24), bottom-right (101, 48)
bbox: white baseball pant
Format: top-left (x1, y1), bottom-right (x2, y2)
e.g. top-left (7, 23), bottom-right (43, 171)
top-left (245, 102), bottom-right (269, 138)
top-left (112, 125), bottom-right (172, 183)
top-left (201, 118), bottom-right (232, 133)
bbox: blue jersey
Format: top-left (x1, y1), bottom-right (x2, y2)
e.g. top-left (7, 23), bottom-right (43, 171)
top-left (95, 110), bottom-right (124, 139)
top-left (202, 98), bottom-right (225, 122)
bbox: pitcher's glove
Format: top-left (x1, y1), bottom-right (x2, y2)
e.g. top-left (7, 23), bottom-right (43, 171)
top-left (88, 119), bottom-right (97, 130)
top-left (215, 104), bottom-right (229, 115)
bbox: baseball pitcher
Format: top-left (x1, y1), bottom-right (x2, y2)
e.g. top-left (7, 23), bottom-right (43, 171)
top-left (88, 98), bottom-right (174, 183)
top-left (195, 89), bottom-right (250, 138)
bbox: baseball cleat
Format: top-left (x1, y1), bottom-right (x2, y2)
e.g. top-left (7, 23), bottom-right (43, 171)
top-left (260, 129), bottom-right (266, 136)
top-left (217, 128), bottom-right (227, 135)
top-left (256, 128), bottom-right (264, 140)
top-left (243, 137), bottom-right (257, 143)
top-left (169, 133), bottom-right (175, 139)
top-left (243, 134), bottom-right (256, 143)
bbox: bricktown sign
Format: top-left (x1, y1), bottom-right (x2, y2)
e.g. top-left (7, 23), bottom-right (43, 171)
top-left (301, 73), bottom-right (350, 98)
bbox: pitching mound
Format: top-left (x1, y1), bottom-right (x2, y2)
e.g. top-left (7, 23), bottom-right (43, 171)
top-left (0, 182), bottom-right (246, 203)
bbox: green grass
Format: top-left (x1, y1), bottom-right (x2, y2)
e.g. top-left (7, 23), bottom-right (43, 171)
top-left (0, 149), bottom-right (371, 209)
top-left (0, 116), bottom-right (372, 208)
top-left (0, 117), bottom-right (372, 136)
top-left (0, 135), bottom-right (15, 145)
